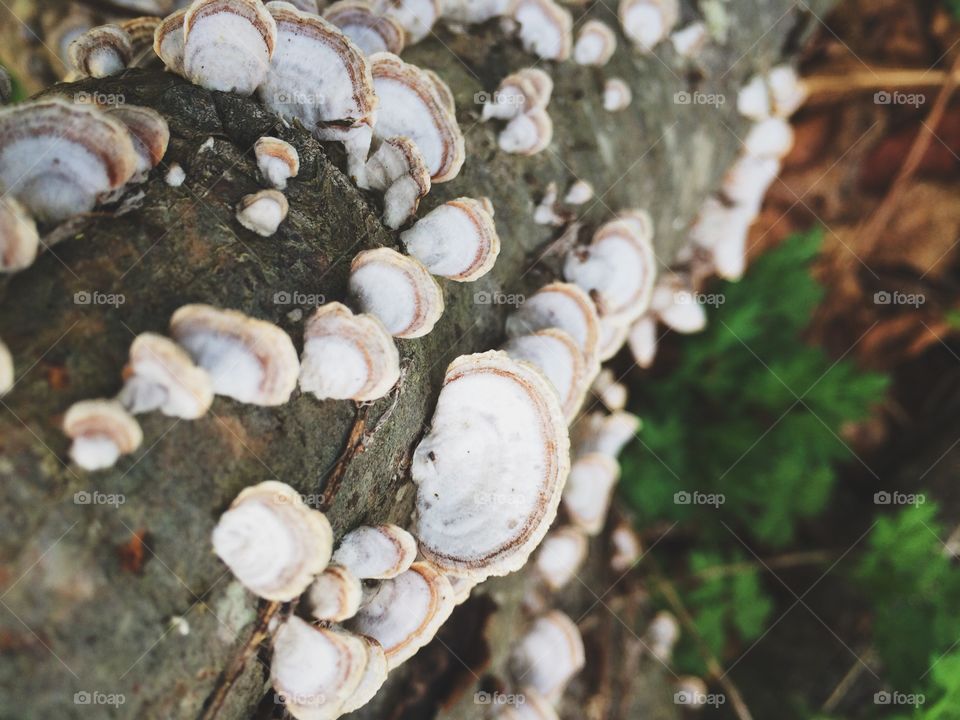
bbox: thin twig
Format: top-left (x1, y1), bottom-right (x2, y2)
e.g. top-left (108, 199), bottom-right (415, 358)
top-left (683, 550), bottom-right (836, 583)
top-left (821, 647), bottom-right (877, 713)
top-left (318, 403), bottom-right (371, 512)
top-left (805, 68), bottom-right (959, 98)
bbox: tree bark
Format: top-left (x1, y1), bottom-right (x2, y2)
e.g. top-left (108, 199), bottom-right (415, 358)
top-left (0, 2), bottom-right (828, 718)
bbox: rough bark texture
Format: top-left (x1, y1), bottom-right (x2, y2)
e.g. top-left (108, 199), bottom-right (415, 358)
top-left (0, 2), bottom-right (828, 718)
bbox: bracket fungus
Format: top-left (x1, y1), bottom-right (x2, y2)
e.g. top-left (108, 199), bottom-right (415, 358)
top-left (118, 16), bottom-right (163, 66)
top-left (510, 0), bottom-right (572, 61)
top-left (400, 197), bottom-right (500, 281)
top-left (562, 452), bottom-right (621, 535)
top-left (153, 8), bottom-right (188, 76)
top-left (102, 105), bottom-right (171, 184)
top-left (368, 0), bottom-right (439, 44)
top-left (236, 189), bottom-right (290, 236)
top-left (574, 20), bottom-right (617, 66)
top-left (370, 53), bottom-right (465, 183)
top-left (118, 333), bottom-right (214, 419)
top-left (68, 25), bottom-right (134, 78)
top-left (412, 351), bottom-right (570, 578)
top-left (0, 339), bottom-right (11, 396)
top-left (332, 524), bottom-right (418, 579)
top-left (502, 328), bottom-right (588, 422)
top-left (509, 611), bottom-right (585, 701)
top-left (346, 561), bottom-right (455, 669)
top-left (646, 610), bottom-right (680, 661)
top-left (671, 21), bottom-right (708, 59)
top-left (359, 136), bottom-right (431, 229)
top-left (63, 399), bottom-right (143, 471)
top-left (533, 182), bottom-right (564, 226)
top-left (298, 302), bottom-right (400, 402)
top-left (597, 315), bottom-right (630, 362)
top-left (481, 67), bottom-right (553, 122)
top-left (212, 481), bottom-right (333, 601)
top-left (744, 117), bottom-right (795, 159)
top-left (0, 99), bottom-right (138, 223)
top-left (619, 0), bottom-right (679, 52)
top-left (308, 566), bottom-right (364, 622)
top-left (534, 526), bottom-right (588, 591)
top-left (324, 1), bottom-right (407, 55)
top-left (649, 273), bottom-right (707, 334)
top-left (255, 137), bottom-right (300, 190)
top-left (737, 64), bottom-right (808, 120)
top-left (349, 248), bottom-right (444, 338)
top-left (591, 367), bottom-right (627, 411)
top-left (499, 107), bottom-right (554, 155)
top-left (0, 196), bottom-right (39, 273)
top-left (572, 410), bottom-right (640, 460)
top-left (603, 77), bottom-right (632, 112)
top-left (610, 521), bottom-right (642, 572)
top-left (564, 180), bottom-right (594, 206)
top-left (182, 0), bottom-right (278, 95)
top-left (170, 304), bottom-right (300, 406)
top-left (338, 634), bottom-right (389, 715)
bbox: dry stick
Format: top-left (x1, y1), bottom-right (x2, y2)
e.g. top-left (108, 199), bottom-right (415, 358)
top-left (686, 550), bottom-right (835, 583)
top-left (318, 402), bottom-right (371, 512)
top-left (820, 647), bottom-right (877, 714)
top-left (804, 68), bottom-right (956, 98)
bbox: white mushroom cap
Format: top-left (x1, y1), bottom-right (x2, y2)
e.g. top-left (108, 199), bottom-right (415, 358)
top-left (212, 481), bottom-right (333, 601)
top-left (499, 107), bottom-right (553, 155)
top-left (349, 248), bottom-right (444, 338)
top-left (509, 611), bottom-right (585, 701)
top-left (646, 610), bottom-right (680, 661)
top-left (360, 136), bottom-right (431, 229)
top-left (369, 0), bottom-right (439, 44)
top-left (572, 410), bottom-right (640, 459)
top-left (333, 524), bottom-right (418, 579)
top-left (259, 3), bottom-right (377, 132)
top-left (370, 53), bottom-right (465, 183)
top-left (298, 302), bottom-right (400, 402)
top-left (68, 25), bottom-right (134, 78)
top-left (610, 520), bottom-right (642, 572)
top-left (481, 69), bottom-right (552, 123)
top-left (618, 0), bottom-right (679, 52)
top-left (101, 105), bottom-right (171, 183)
top-left (534, 526), bottom-right (588, 591)
top-left (153, 9), bottom-right (188, 76)
top-left (118, 16), bottom-right (162, 66)
top-left (603, 77), bottom-right (632, 112)
top-left (308, 565), bottom-right (364, 622)
top-left (165, 163), bottom-right (187, 187)
top-left (650, 273), bottom-right (707, 334)
top-left (562, 452), bottom-right (620, 534)
top-left (0, 339), bottom-right (12, 396)
top-left (236, 189), bottom-right (289, 237)
top-left (510, 0), bottom-right (573, 61)
top-left (598, 315), bottom-right (630, 362)
top-left (574, 20), bottom-right (617, 66)
top-left (591, 367), bottom-right (627, 411)
top-left (255, 137), bottom-right (300, 190)
top-left (412, 351), bottom-right (571, 578)
top-left (270, 616), bottom-right (368, 720)
top-left (564, 180), bottom-right (594, 206)
top-left (447, 573), bottom-right (481, 605)
top-left (616, 208), bottom-right (654, 244)
top-left (118, 333), bottom-right (214, 419)
top-left (564, 219), bottom-right (657, 322)
top-left (744, 117), bottom-right (795, 159)
top-left (0, 196), bottom-right (39, 273)
top-left (0, 99), bottom-right (139, 223)
top-left (346, 561), bottom-right (455, 669)
top-left (400, 197), bottom-right (500, 281)
top-left (628, 314), bottom-right (657, 368)
top-left (170, 304), bottom-right (300, 406)
top-left (338, 634), bottom-right (389, 714)
top-left (325, 1), bottom-right (406, 55)
top-left (183, 0), bottom-right (278, 95)
top-left (738, 65), bottom-right (808, 120)
top-left (533, 182), bottom-right (563, 226)
top-left (502, 328), bottom-right (587, 422)
top-left (722, 155), bottom-right (780, 214)
top-left (63, 399), bottom-right (143, 471)
top-left (688, 198), bottom-right (754, 281)
top-left (737, 73), bottom-right (770, 121)
top-left (671, 21), bottom-right (708, 58)
top-left (438, 0), bottom-right (511, 24)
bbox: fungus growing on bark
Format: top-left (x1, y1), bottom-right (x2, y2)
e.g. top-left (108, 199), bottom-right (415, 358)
top-left (212, 481), bottom-right (333, 601)
top-left (170, 304), bottom-right (300, 406)
top-left (400, 197), bottom-right (500, 281)
top-left (722, 154), bottom-right (780, 213)
top-left (744, 117), bottom-right (795, 158)
top-left (503, 328), bottom-right (587, 421)
top-left (0, 339), bottom-right (13, 396)
top-left (564, 180), bottom-right (594, 205)
top-left (182, 0), bottom-right (278, 95)
top-left (236, 189), bottom-right (290, 237)
top-left (481, 68), bottom-right (552, 122)
top-left (359, 136), bottom-right (431, 228)
top-left (591, 367), bottom-right (627, 411)
top-left (562, 452), bottom-right (620, 534)
top-left (509, 611), bottom-right (585, 701)
top-left (510, 0), bottom-right (573, 61)
top-left (118, 333), bottom-right (214, 419)
top-left (153, 9), bottom-right (188, 76)
top-left (499, 107), bottom-right (553, 155)
top-left (737, 65), bottom-right (808, 120)
top-left (437, 0), bottom-right (510, 24)
top-left (597, 316), bottom-right (630, 362)
top-left (368, 0), bottom-right (439, 44)
top-left (572, 410), bottom-right (640, 459)
top-left (617, 207), bottom-right (654, 244)
top-left (619, 0), bottom-right (679, 52)
top-left (688, 196), bottom-right (754, 281)
top-left (68, 25), bottom-right (134, 78)
top-left (165, 163), bottom-right (187, 187)
top-left (370, 53), bottom-right (465, 182)
top-left (627, 314), bottom-right (657, 368)
top-left (332, 524), bottom-right (418, 579)
top-left (412, 351), bottom-right (570, 578)
top-left (346, 561), bottom-right (455, 669)
top-left (325, 1), bottom-right (406, 55)
top-left (574, 20), bottom-right (617, 66)
top-left (298, 302), bottom-right (400, 401)
top-left (671, 21), bottom-right (708, 58)
top-left (447, 574), bottom-right (481, 605)
top-left (349, 248), bottom-right (444, 338)
top-left (102, 105), bottom-right (171, 183)
top-left (534, 526), bottom-right (588, 591)
top-left (338, 634), bottom-right (389, 715)
top-left (308, 566), bottom-right (364, 622)
top-left (610, 520), bottom-right (642, 572)
top-left (603, 77), bottom-right (632, 112)
top-left (63, 399), bottom-right (143, 471)
top-left (118, 16), bottom-right (162, 66)
top-left (0, 99), bottom-right (138, 223)
top-left (0, 197), bottom-right (39, 273)
top-left (649, 272), bottom-right (707, 334)
top-left (533, 182), bottom-right (564, 226)
top-left (255, 137), bottom-right (300, 190)
top-left (646, 610), bottom-right (680, 661)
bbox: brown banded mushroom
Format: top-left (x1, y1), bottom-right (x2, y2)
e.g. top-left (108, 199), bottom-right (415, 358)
top-left (298, 302), bottom-right (400, 401)
top-left (68, 25), bottom-right (134, 78)
top-left (63, 399), bottom-right (143, 471)
top-left (400, 197), bottom-right (500, 281)
top-left (591, 367), bottom-right (627, 411)
top-left (286, 0), bottom-right (321, 10)
top-left (236, 189), bottom-right (289, 237)
top-left (0, 99), bottom-right (138, 223)
top-left (182, 0), bottom-right (278, 95)
top-left (481, 67), bottom-right (553, 122)
top-left (447, 574), bottom-right (481, 605)
top-left (0, 339), bottom-right (13, 396)
top-left (562, 452), bottom-right (620, 534)
top-left (510, 0), bottom-right (572, 61)
top-left (619, 0), bottom-right (679, 52)
top-left (610, 520), bottom-right (642, 572)
top-left (349, 248), bottom-right (444, 338)
top-left (170, 304), bottom-right (300, 405)
top-left (153, 9), bottom-right (188, 76)
top-left (212, 481), bottom-right (333, 601)
top-left (437, 0), bottom-right (510, 25)
top-left (270, 616), bottom-right (368, 720)
top-left (597, 315), bottom-right (630, 362)
top-left (509, 611), bottom-right (585, 701)
top-left (617, 207), bottom-right (654, 244)
top-left (324, 1), bottom-right (406, 55)
top-left (650, 273), bottom-right (707, 334)
top-left (255, 137), bottom-right (300, 190)
top-left (499, 107), bottom-right (553, 155)
top-left (574, 19), bottom-right (617, 66)
top-left (359, 136), bottom-right (431, 228)
top-left (502, 328), bottom-right (587, 422)
top-left (0, 196), bottom-right (39, 273)
top-left (118, 17), bottom-right (163, 66)
top-left (101, 105), bottom-right (171, 184)
top-left (307, 566), bottom-right (364, 622)
top-left (332, 524), bottom-right (417, 579)
top-left (346, 561), bottom-right (455, 669)
top-left (118, 333), bottom-right (214, 419)
top-left (370, 53), bottom-right (465, 183)
top-left (572, 410), bottom-right (640, 459)
top-left (338, 634), bottom-right (389, 715)
top-left (534, 526), bottom-right (588, 591)
top-left (412, 351), bottom-right (570, 578)
top-left (603, 77), bottom-right (632, 112)
top-left (368, 0), bottom-right (438, 44)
